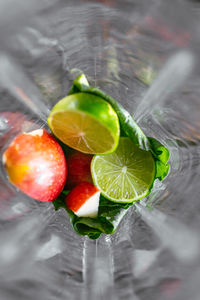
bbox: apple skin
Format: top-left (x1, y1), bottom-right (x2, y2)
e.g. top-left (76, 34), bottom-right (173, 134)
top-left (2, 129), bottom-right (67, 202)
top-left (66, 151), bottom-right (93, 188)
top-left (65, 181), bottom-right (100, 217)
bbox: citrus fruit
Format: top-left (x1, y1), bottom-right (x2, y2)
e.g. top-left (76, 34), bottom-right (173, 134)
top-left (91, 137), bottom-right (155, 203)
top-left (48, 93), bottom-right (120, 154)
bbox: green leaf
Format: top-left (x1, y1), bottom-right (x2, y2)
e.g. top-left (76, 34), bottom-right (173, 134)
top-left (68, 74), bottom-right (150, 151)
top-left (148, 137), bottom-right (170, 181)
top-left (155, 161), bottom-right (170, 181)
top-left (98, 195), bottom-right (132, 233)
top-left (68, 74), bottom-right (90, 95)
top-left (68, 73), bottom-right (170, 181)
top-left (148, 137), bottom-right (170, 164)
top-left (51, 74), bottom-right (170, 239)
top-left (66, 209), bottom-right (102, 239)
top-left (52, 194), bottom-right (132, 239)
top-left (52, 191), bottom-right (69, 210)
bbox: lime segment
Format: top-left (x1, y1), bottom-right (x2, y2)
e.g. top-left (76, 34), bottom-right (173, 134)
top-left (48, 93), bottom-right (120, 154)
top-left (91, 137), bottom-right (155, 203)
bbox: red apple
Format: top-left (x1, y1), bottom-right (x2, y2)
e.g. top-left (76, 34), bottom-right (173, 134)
top-left (66, 151), bottom-right (93, 188)
top-left (2, 129), bottom-right (67, 202)
top-left (65, 182), bottom-right (100, 218)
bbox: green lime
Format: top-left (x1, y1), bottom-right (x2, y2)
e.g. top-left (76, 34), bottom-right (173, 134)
top-left (91, 137), bottom-right (155, 203)
top-left (48, 93), bottom-right (120, 154)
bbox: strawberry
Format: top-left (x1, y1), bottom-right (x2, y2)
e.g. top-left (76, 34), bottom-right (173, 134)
top-left (66, 151), bottom-right (93, 188)
top-left (2, 129), bottom-right (67, 202)
top-left (65, 182), bottom-right (100, 218)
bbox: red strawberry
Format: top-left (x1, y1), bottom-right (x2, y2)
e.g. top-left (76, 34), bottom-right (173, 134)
top-left (65, 182), bottom-right (100, 218)
top-left (2, 129), bottom-right (67, 202)
top-left (66, 151), bottom-right (93, 188)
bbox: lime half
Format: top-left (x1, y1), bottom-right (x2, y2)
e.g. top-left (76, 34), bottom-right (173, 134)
top-left (48, 93), bottom-right (120, 154)
top-left (91, 137), bottom-right (155, 203)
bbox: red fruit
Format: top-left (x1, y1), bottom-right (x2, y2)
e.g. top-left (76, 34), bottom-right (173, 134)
top-left (2, 129), bottom-right (67, 202)
top-left (66, 151), bottom-right (93, 188)
top-left (65, 182), bottom-right (100, 218)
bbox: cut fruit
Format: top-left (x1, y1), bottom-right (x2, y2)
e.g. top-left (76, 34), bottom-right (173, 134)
top-left (65, 182), bottom-right (100, 218)
top-left (66, 151), bottom-right (93, 188)
top-left (91, 137), bottom-right (155, 203)
top-left (48, 93), bottom-right (120, 154)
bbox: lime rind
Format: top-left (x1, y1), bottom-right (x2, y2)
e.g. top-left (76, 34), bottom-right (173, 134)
top-left (48, 93), bottom-right (120, 155)
top-left (92, 159), bottom-right (150, 203)
top-left (49, 109), bottom-right (118, 155)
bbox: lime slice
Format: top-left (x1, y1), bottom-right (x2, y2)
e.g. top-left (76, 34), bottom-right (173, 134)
top-left (48, 93), bottom-right (120, 154)
top-left (91, 137), bottom-right (155, 203)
